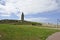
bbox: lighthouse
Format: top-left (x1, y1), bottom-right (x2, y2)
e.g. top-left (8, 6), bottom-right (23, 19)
top-left (21, 12), bottom-right (24, 23)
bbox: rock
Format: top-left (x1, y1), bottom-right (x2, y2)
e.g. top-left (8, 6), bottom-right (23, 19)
top-left (0, 35), bottom-right (2, 37)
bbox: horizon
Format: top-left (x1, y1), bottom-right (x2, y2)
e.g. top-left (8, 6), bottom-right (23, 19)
top-left (0, 0), bottom-right (60, 24)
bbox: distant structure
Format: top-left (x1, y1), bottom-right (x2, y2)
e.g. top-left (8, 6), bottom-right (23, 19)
top-left (21, 12), bottom-right (24, 23)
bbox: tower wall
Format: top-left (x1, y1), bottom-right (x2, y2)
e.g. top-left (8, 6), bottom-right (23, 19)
top-left (21, 12), bottom-right (24, 23)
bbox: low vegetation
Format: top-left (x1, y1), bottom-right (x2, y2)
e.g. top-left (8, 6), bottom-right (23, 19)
top-left (0, 24), bottom-right (60, 40)
top-left (0, 19), bottom-right (42, 26)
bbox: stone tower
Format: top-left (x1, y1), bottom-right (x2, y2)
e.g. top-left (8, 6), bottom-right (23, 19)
top-left (21, 12), bottom-right (24, 23)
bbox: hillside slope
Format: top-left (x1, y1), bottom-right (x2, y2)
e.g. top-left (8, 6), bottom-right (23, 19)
top-left (0, 24), bottom-right (60, 40)
top-left (0, 19), bottom-right (42, 25)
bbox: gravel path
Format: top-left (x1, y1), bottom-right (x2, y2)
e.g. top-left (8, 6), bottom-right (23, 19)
top-left (46, 32), bottom-right (60, 40)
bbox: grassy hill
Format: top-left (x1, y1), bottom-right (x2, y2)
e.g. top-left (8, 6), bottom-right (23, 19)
top-left (0, 19), bottom-right (42, 26)
top-left (0, 24), bottom-right (60, 40)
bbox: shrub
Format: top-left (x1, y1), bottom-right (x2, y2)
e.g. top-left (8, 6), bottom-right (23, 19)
top-left (32, 22), bottom-right (42, 26)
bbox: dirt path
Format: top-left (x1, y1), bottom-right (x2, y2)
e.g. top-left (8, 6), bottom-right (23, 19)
top-left (34, 25), bottom-right (60, 30)
top-left (46, 32), bottom-right (60, 40)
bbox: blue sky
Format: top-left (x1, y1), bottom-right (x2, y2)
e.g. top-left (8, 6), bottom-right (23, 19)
top-left (0, 0), bottom-right (60, 24)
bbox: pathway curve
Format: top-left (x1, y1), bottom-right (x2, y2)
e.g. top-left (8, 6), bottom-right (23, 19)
top-left (46, 32), bottom-right (60, 40)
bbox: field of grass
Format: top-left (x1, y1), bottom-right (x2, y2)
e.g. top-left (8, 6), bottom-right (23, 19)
top-left (0, 24), bottom-right (60, 40)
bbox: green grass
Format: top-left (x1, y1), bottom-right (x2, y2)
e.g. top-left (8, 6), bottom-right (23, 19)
top-left (0, 24), bottom-right (60, 40)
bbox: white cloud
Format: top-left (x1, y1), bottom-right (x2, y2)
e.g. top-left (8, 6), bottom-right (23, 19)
top-left (0, 0), bottom-right (60, 20)
top-left (13, 0), bottom-right (59, 14)
top-left (0, 0), bottom-right (59, 13)
top-left (25, 17), bottom-right (48, 23)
